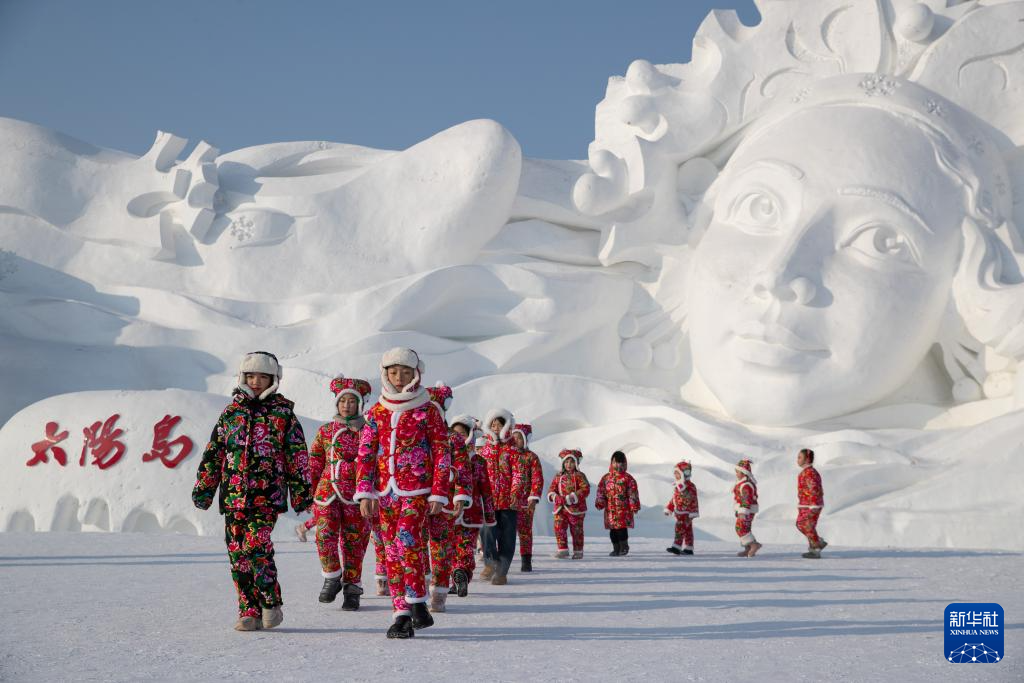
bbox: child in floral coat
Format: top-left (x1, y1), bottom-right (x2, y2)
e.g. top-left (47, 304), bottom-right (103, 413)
top-left (449, 419), bottom-right (496, 598)
top-left (355, 348), bottom-right (450, 639)
top-left (425, 384), bottom-right (472, 612)
top-left (734, 458), bottom-right (762, 557)
top-left (594, 451), bottom-right (641, 556)
top-left (307, 375), bottom-right (373, 610)
top-left (796, 448), bottom-right (827, 559)
top-left (512, 423), bottom-right (544, 572)
top-left (192, 351), bottom-right (311, 632)
top-left (664, 460), bottom-right (699, 555)
top-left (547, 449), bottom-right (589, 559)
top-left (479, 408), bottom-right (524, 584)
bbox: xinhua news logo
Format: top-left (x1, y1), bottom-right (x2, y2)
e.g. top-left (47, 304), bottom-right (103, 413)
top-left (945, 603), bottom-right (1003, 664)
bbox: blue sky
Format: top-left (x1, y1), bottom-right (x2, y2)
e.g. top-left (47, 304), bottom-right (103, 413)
top-left (0, 0), bottom-right (759, 159)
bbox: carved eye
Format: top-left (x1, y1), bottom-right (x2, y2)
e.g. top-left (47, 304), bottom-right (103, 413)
top-left (842, 224), bottom-right (919, 266)
top-left (729, 191), bottom-right (782, 233)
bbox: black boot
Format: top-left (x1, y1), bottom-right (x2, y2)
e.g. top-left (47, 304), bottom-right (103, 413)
top-left (620, 543), bottom-right (630, 556)
top-left (410, 602), bottom-right (434, 630)
top-left (318, 577), bottom-right (342, 603)
top-left (520, 554), bottom-right (533, 572)
top-left (386, 615), bottom-right (414, 639)
top-left (341, 583), bottom-right (362, 611)
top-left (666, 546), bottom-right (682, 555)
top-left (608, 541), bottom-right (621, 556)
top-left (448, 584), bottom-right (458, 594)
top-left (453, 569), bottom-right (469, 597)
top-left (681, 548), bottom-right (694, 555)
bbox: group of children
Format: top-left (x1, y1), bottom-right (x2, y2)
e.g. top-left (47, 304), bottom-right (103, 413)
top-left (192, 347), bottom-right (828, 639)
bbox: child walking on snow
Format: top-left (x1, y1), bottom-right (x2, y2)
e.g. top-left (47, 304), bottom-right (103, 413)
top-left (547, 449), bottom-right (589, 559)
top-left (192, 351), bottom-right (311, 632)
top-left (512, 423), bottom-right (544, 572)
top-left (734, 458), bottom-right (762, 557)
top-left (664, 460), bottom-right (699, 555)
top-left (796, 448), bottom-right (827, 559)
top-left (448, 422), bottom-right (496, 597)
top-left (479, 409), bottom-right (523, 585)
top-left (307, 375), bottom-right (373, 610)
top-left (594, 451), bottom-right (640, 556)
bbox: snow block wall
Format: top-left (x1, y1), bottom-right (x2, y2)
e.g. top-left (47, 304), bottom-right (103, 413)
top-left (2, 0), bottom-right (1024, 550)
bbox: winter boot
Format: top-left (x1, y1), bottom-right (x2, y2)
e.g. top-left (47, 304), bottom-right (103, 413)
top-left (319, 577), bottom-right (342, 603)
top-left (261, 606), bottom-right (283, 629)
top-left (608, 542), bottom-right (621, 557)
top-left (234, 616), bottom-right (262, 631)
top-left (430, 587), bottom-right (448, 613)
top-left (571, 550), bottom-right (584, 560)
top-left (480, 563), bottom-right (496, 581)
top-left (520, 554), bottom-right (533, 572)
top-left (817, 540), bottom-right (828, 552)
top-left (746, 541), bottom-right (762, 557)
top-left (802, 549), bottom-right (821, 559)
top-left (341, 583), bottom-right (363, 611)
top-left (737, 545), bottom-right (751, 557)
top-left (453, 569), bottom-right (469, 598)
top-left (376, 578), bottom-right (388, 596)
top-left (386, 615), bottom-right (414, 639)
top-left (294, 522), bottom-right (308, 543)
top-left (410, 602), bottom-right (434, 630)
top-left (681, 548), bottom-right (694, 555)
top-left (491, 573), bottom-right (508, 586)
top-left (666, 546), bottom-right (682, 555)
top-left (554, 549), bottom-right (570, 559)
top-left (620, 543), bottom-right (630, 556)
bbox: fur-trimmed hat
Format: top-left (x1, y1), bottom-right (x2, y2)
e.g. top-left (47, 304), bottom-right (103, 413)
top-left (238, 351), bottom-right (282, 401)
top-left (380, 347), bottom-right (425, 394)
top-left (674, 460), bottom-right (692, 479)
top-left (511, 423), bottom-right (532, 446)
top-left (735, 458), bottom-right (755, 481)
top-left (427, 382), bottom-right (453, 415)
top-left (330, 375), bottom-right (372, 413)
top-left (483, 408), bottom-right (514, 442)
top-left (558, 448), bottom-right (582, 466)
top-left (449, 414), bottom-right (478, 446)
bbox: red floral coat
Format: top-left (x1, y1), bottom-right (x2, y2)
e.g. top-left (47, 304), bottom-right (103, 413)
top-left (457, 453), bottom-right (497, 528)
top-left (797, 465), bottom-right (824, 509)
top-left (734, 477), bottom-right (759, 515)
top-left (665, 480), bottom-right (699, 518)
top-left (515, 449), bottom-right (545, 510)
top-left (442, 429), bottom-right (473, 513)
top-left (547, 470), bottom-right (590, 516)
top-left (594, 467), bottom-right (641, 529)
top-left (355, 399), bottom-right (450, 503)
top-left (308, 418), bottom-right (361, 506)
top-left (480, 437), bottom-right (525, 511)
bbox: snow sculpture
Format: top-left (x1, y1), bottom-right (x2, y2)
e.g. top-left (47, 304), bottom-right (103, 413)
top-left (574, 0), bottom-right (1024, 426)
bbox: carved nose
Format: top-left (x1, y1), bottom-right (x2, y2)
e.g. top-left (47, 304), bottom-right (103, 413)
top-left (753, 275), bottom-right (816, 305)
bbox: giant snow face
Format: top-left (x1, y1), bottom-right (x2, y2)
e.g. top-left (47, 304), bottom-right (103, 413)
top-left (687, 105), bottom-right (967, 426)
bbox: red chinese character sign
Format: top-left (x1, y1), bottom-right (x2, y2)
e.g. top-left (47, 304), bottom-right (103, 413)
top-left (25, 421), bottom-right (70, 467)
top-left (142, 415), bottom-right (194, 468)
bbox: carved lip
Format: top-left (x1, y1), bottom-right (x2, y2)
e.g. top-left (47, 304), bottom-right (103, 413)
top-left (731, 321), bottom-right (830, 368)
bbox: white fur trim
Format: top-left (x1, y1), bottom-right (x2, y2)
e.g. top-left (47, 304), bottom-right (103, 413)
top-left (512, 427), bottom-right (530, 445)
top-left (566, 493), bottom-right (578, 505)
top-left (428, 495), bottom-right (449, 506)
top-left (453, 494), bottom-right (472, 506)
top-left (546, 492), bottom-right (557, 503)
top-left (321, 568), bottom-right (343, 579)
top-left (483, 408), bottom-right (514, 441)
top-left (335, 387), bottom-right (364, 414)
top-left (237, 352), bottom-right (282, 400)
top-left (735, 466), bottom-right (756, 483)
top-left (393, 609), bottom-right (411, 617)
top-left (404, 595), bottom-right (428, 604)
top-left (739, 533), bottom-right (756, 545)
top-left (527, 495), bottom-right (540, 503)
top-left (798, 504), bottom-right (823, 509)
top-left (353, 491), bottom-right (377, 502)
top-left (684, 545), bottom-right (693, 551)
top-left (671, 543), bottom-right (683, 550)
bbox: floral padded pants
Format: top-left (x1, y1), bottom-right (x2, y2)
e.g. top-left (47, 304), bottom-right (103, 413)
top-left (796, 508), bottom-right (824, 548)
top-left (452, 525), bottom-right (481, 582)
top-left (377, 492), bottom-right (429, 614)
top-left (517, 505), bottom-right (536, 555)
top-left (672, 516), bottom-right (694, 550)
top-left (554, 511), bottom-right (585, 552)
top-left (314, 500), bottom-right (370, 585)
top-left (428, 511), bottom-right (458, 588)
top-left (224, 507), bottom-right (280, 618)
top-left (735, 513), bottom-right (756, 545)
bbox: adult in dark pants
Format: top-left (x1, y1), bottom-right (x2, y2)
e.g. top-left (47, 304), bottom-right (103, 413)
top-left (479, 408), bottom-right (523, 584)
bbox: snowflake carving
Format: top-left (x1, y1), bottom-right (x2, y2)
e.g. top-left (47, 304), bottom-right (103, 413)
top-left (925, 99), bottom-right (945, 117)
top-left (858, 74), bottom-right (900, 97)
top-left (230, 215), bottom-right (255, 242)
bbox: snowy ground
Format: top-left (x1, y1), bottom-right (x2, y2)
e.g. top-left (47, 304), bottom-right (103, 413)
top-left (1, 532), bottom-right (1020, 682)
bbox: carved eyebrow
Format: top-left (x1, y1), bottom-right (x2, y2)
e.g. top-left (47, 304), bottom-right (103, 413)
top-left (837, 186), bottom-right (933, 235)
top-left (736, 158), bottom-right (806, 180)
